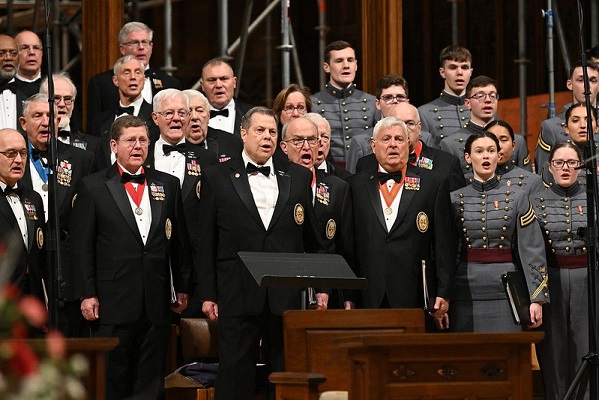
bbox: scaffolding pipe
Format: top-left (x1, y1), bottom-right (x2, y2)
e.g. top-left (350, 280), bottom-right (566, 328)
top-left (289, 22), bottom-right (304, 87)
top-left (450, 0), bottom-right (458, 45)
top-left (228, 0), bottom-right (280, 56)
top-left (163, 0), bottom-right (174, 75)
top-left (218, 0), bottom-right (228, 57)
top-left (517, 0), bottom-right (528, 138)
top-left (265, 0), bottom-right (273, 106)
top-left (545, 0), bottom-right (556, 119)
top-left (316, 0), bottom-right (327, 88)
top-left (593, 0), bottom-right (598, 47)
top-left (234, 0), bottom-right (253, 97)
top-left (52, 0), bottom-right (59, 70)
top-left (7, 0), bottom-right (13, 35)
top-left (280, 0), bottom-right (291, 87)
top-left (553, 2), bottom-right (571, 78)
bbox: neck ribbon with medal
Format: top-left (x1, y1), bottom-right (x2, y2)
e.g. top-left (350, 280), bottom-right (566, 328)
top-left (379, 166), bottom-right (406, 215)
top-left (28, 142), bottom-right (50, 192)
top-left (118, 165), bottom-right (147, 216)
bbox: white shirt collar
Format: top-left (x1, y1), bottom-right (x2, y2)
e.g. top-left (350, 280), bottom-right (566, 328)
top-left (242, 150), bottom-right (274, 176)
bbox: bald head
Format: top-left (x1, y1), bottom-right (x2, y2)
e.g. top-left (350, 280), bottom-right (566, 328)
top-left (0, 35), bottom-right (18, 81)
top-left (387, 102), bottom-right (422, 151)
top-left (281, 117), bottom-right (319, 169)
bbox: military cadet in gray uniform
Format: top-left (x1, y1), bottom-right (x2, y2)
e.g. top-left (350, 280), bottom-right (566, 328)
top-left (450, 132), bottom-right (548, 333)
top-left (312, 41), bottom-right (377, 167)
top-left (418, 45), bottom-right (472, 149)
top-left (487, 120), bottom-right (542, 195)
top-left (532, 143), bottom-right (589, 400)
top-left (346, 74), bottom-right (432, 173)
top-left (535, 61), bottom-right (599, 171)
top-left (440, 76), bottom-right (531, 182)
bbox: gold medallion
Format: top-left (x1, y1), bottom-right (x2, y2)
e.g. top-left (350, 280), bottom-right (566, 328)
top-left (165, 218), bottom-right (172, 240)
top-left (293, 203), bottom-right (304, 225)
top-left (384, 207), bottom-right (393, 215)
top-left (71, 193), bottom-right (77, 208)
top-left (36, 227), bottom-right (44, 249)
top-left (196, 181), bottom-right (201, 200)
top-left (325, 219), bottom-right (336, 239)
top-left (416, 211), bottom-right (429, 233)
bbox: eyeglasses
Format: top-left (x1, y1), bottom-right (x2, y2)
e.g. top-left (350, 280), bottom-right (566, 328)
top-left (469, 92), bottom-right (499, 102)
top-left (155, 109), bottom-right (189, 120)
top-left (319, 135), bottom-right (331, 144)
top-left (121, 40), bottom-right (153, 48)
top-left (285, 137), bottom-right (319, 148)
top-left (119, 138), bottom-right (149, 148)
top-left (404, 120), bottom-right (420, 129)
top-left (550, 159), bottom-right (580, 169)
top-left (283, 105), bottom-right (306, 114)
top-left (0, 50), bottom-right (18, 59)
top-left (19, 45), bottom-right (42, 53)
top-left (0, 149), bottom-right (28, 159)
top-left (380, 94), bottom-right (408, 104)
top-left (54, 95), bottom-right (74, 105)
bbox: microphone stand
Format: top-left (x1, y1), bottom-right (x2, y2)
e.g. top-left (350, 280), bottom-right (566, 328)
top-left (563, 1), bottom-right (599, 398)
top-left (42, 0), bottom-right (65, 329)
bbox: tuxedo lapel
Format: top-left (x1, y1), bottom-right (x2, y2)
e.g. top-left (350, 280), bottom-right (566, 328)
top-left (105, 171), bottom-right (144, 244)
top-left (268, 170), bottom-right (291, 230)
top-left (21, 197), bottom-right (35, 251)
top-left (0, 196), bottom-right (18, 229)
top-left (207, 135), bottom-right (220, 156)
top-left (366, 173), bottom-right (387, 231)
top-left (230, 165), bottom-right (263, 228)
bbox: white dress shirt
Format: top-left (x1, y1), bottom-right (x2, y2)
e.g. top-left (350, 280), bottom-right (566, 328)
top-left (154, 137), bottom-right (186, 187)
top-left (378, 164), bottom-right (404, 231)
top-left (118, 163), bottom-right (152, 244)
top-left (242, 151), bottom-right (278, 229)
top-left (208, 99), bottom-right (236, 134)
top-left (1, 182), bottom-right (28, 248)
top-left (0, 78), bottom-right (17, 130)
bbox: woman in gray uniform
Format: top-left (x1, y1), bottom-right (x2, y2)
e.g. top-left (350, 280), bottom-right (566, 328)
top-left (449, 131), bottom-right (549, 332)
top-left (533, 142), bottom-right (591, 400)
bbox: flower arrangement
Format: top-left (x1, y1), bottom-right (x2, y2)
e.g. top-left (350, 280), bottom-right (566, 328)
top-left (0, 284), bottom-right (88, 399)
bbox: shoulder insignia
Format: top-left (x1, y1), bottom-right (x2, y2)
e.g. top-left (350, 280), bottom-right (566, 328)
top-left (523, 155), bottom-right (531, 166)
top-left (520, 202), bottom-right (536, 227)
top-left (537, 134), bottom-right (551, 152)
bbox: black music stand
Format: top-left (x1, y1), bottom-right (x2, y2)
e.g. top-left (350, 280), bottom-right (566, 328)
top-left (238, 252), bottom-right (367, 310)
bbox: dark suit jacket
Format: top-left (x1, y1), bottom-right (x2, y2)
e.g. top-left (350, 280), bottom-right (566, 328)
top-left (94, 101), bottom-right (157, 170)
top-left (206, 126), bottom-right (243, 163)
top-left (348, 164), bottom-right (457, 309)
top-left (91, 99), bottom-right (155, 138)
top-left (325, 159), bottom-right (352, 180)
top-left (70, 165), bottom-right (192, 325)
top-left (210, 99), bottom-right (253, 137)
top-left (20, 141), bottom-right (96, 300)
top-left (0, 186), bottom-right (46, 303)
top-left (15, 76), bottom-right (41, 99)
top-left (356, 141), bottom-right (466, 192)
top-left (87, 68), bottom-right (180, 135)
top-left (62, 126), bottom-right (100, 155)
top-left (198, 158), bottom-right (313, 317)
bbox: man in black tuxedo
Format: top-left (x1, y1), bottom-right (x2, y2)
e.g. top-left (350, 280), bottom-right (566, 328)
top-left (14, 30), bottom-right (43, 98)
top-left (87, 21), bottom-right (180, 134)
top-left (145, 88), bottom-right (217, 318)
top-left (0, 35), bottom-right (26, 131)
top-left (200, 58), bottom-right (253, 137)
top-left (0, 128), bottom-right (46, 305)
top-left (198, 107), bottom-right (317, 399)
top-left (280, 116), bottom-right (355, 309)
top-left (95, 55), bottom-right (157, 170)
top-left (356, 102), bottom-right (466, 191)
top-left (183, 89), bottom-right (243, 163)
top-left (71, 115), bottom-right (192, 399)
top-left (40, 73), bottom-right (99, 154)
top-left (19, 93), bottom-right (96, 336)
top-left (349, 117), bottom-right (457, 328)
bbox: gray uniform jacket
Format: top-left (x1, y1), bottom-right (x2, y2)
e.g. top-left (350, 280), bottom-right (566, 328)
top-left (418, 91), bottom-right (470, 149)
top-left (312, 83), bottom-right (378, 165)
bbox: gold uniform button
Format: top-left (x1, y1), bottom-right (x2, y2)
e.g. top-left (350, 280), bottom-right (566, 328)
top-left (362, 107), bottom-right (367, 111)
top-left (504, 215), bottom-right (509, 221)
top-left (459, 138), bottom-right (464, 143)
top-left (504, 206), bottom-right (509, 211)
top-left (341, 102), bottom-right (346, 106)
top-left (346, 145), bottom-right (350, 149)
top-left (499, 245), bottom-right (504, 249)
top-left (482, 245), bottom-right (488, 249)
top-left (482, 237), bottom-right (487, 242)
top-left (566, 220), bottom-right (571, 224)
top-left (567, 237), bottom-right (572, 242)
top-left (481, 194), bottom-right (487, 199)
top-left (481, 227), bottom-right (486, 232)
top-left (363, 116), bottom-right (368, 120)
top-left (566, 228), bottom-right (571, 234)
top-left (437, 116), bottom-right (442, 121)
top-left (481, 217), bottom-right (486, 222)
top-left (343, 109), bottom-right (348, 113)
top-left (345, 136), bottom-right (350, 140)
top-left (434, 108), bottom-right (439, 112)
top-left (481, 209), bottom-right (486, 214)
top-left (565, 205), bottom-right (570, 210)
top-left (345, 126), bottom-right (349, 130)
top-left (481, 201), bottom-right (486, 206)
top-left (344, 117), bottom-right (349, 121)
top-left (439, 124), bottom-right (444, 129)
top-left (565, 246), bottom-right (571, 252)
top-left (502, 226), bottom-right (507, 231)
top-left (565, 212), bottom-right (570, 217)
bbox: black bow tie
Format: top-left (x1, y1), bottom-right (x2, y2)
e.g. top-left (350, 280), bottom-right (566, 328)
top-left (377, 171), bottom-right (402, 183)
top-left (163, 143), bottom-right (187, 156)
top-left (246, 162), bottom-right (270, 177)
top-left (2, 185), bottom-right (22, 196)
top-left (0, 81), bottom-right (17, 94)
top-left (121, 172), bottom-right (146, 184)
top-left (116, 105), bottom-right (134, 116)
top-left (58, 130), bottom-right (70, 139)
top-left (210, 109), bottom-right (229, 118)
top-left (31, 147), bottom-right (48, 161)
top-left (408, 152), bottom-right (417, 165)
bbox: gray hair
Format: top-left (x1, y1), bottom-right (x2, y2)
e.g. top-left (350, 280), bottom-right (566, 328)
top-left (303, 113), bottom-right (330, 134)
top-left (40, 72), bottom-right (77, 99)
top-left (281, 118), bottom-right (318, 141)
top-left (119, 22), bottom-right (153, 44)
top-left (153, 88), bottom-right (189, 112)
top-left (113, 55), bottom-right (145, 76)
top-left (240, 106), bottom-right (277, 130)
top-left (372, 117), bottom-right (407, 140)
top-left (182, 89), bottom-right (210, 110)
top-left (22, 93), bottom-right (49, 117)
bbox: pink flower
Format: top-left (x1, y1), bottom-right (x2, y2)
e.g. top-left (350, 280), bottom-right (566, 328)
top-left (18, 296), bottom-right (48, 328)
top-left (46, 330), bottom-right (66, 359)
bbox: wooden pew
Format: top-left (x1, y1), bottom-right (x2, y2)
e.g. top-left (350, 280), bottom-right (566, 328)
top-left (270, 309), bottom-right (425, 399)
